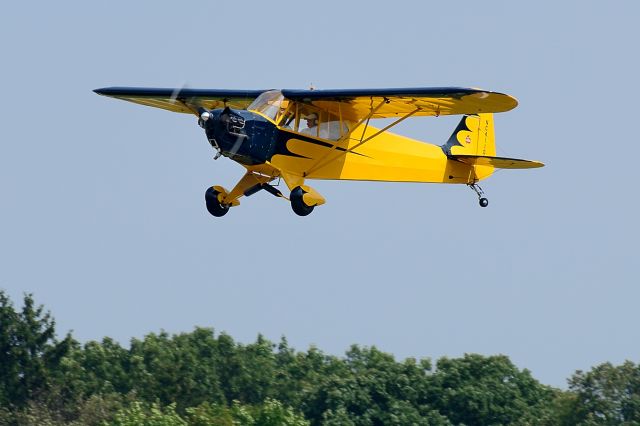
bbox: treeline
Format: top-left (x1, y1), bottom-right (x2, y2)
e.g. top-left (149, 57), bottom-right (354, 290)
top-left (1, 292), bottom-right (639, 425)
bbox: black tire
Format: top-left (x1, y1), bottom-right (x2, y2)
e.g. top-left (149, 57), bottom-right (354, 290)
top-left (290, 186), bottom-right (314, 216)
top-left (479, 197), bottom-right (489, 208)
top-left (205, 187), bottom-right (229, 217)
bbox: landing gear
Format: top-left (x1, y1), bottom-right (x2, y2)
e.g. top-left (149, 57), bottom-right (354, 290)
top-left (468, 183), bottom-right (489, 208)
top-left (205, 187), bottom-right (229, 217)
top-left (290, 186), bottom-right (315, 216)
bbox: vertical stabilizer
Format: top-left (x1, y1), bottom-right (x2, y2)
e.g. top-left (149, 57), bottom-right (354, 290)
top-left (442, 113), bottom-right (496, 181)
top-left (442, 113), bottom-right (495, 157)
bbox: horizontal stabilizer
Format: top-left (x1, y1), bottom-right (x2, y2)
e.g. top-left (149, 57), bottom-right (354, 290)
top-left (451, 155), bottom-right (544, 169)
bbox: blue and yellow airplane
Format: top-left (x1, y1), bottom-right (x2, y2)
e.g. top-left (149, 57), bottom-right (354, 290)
top-left (94, 87), bottom-right (543, 216)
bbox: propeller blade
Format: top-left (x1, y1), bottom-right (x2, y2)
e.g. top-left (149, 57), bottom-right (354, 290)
top-left (168, 82), bottom-right (207, 116)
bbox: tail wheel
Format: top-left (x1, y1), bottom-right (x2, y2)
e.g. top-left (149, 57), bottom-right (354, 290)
top-left (468, 183), bottom-right (489, 208)
top-left (205, 187), bottom-right (229, 217)
top-left (290, 186), bottom-right (315, 216)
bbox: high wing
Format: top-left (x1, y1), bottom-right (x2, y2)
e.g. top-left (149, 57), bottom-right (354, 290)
top-left (93, 87), bottom-right (268, 115)
top-left (281, 87), bottom-right (517, 120)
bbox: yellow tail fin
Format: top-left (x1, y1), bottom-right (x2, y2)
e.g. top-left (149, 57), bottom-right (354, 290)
top-left (442, 113), bottom-right (496, 157)
top-left (442, 114), bottom-right (544, 178)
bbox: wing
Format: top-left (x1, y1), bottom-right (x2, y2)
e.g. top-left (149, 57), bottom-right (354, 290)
top-left (94, 87), bottom-right (268, 115)
top-left (281, 87), bottom-right (517, 120)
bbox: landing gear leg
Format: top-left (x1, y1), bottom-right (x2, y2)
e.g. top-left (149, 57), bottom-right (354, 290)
top-left (468, 183), bottom-right (489, 208)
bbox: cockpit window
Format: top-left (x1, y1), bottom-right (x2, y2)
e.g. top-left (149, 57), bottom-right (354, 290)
top-left (294, 107), bottom-right (352, 141)
top-left (247, 90), bottom-right (286, 121)
top-left (249, 92), bottom-right (353, 140)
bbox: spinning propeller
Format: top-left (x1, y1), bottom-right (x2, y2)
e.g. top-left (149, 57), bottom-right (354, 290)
top-left (168, 83), bottom-right (248, 159)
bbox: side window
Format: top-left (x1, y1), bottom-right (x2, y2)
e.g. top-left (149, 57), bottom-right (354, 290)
top-left (298, 107), bottom-right (321, 137)
top-left (289, 104), bottom-right (353, 141)
top-left (321, 112), bottom-right (347, 141)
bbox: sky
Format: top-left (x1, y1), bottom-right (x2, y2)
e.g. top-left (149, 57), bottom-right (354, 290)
top-left (1, 1), bottom-right (639, 389)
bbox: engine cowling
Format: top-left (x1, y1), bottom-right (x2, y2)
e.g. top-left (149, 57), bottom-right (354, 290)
top-left (201, 108), bottom-right (277, 165)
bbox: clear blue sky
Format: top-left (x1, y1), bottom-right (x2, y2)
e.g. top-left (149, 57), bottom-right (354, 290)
top-left (1, 1), bottom-right (639, 388)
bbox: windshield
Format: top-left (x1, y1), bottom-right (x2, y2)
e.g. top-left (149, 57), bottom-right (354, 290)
top-left (247, 90), bottom-right (286, 121)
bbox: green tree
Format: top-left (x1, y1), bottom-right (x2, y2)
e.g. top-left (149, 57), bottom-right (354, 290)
top-left (5, 290), bottom-right (614, 426)
top-left (277, 344), bottom-right (342, 413)
top-left (252, 398), bottom-right (309, 426)
top-left (185, 402), bottom-right (236, 426)
top-left (431, 353), bottom-right (555, 425)
top-left (567, 361), bottom-right (640, 425)
top-left (302, 345), bottom-right (450, 425)
top-left (215, 333), bottom-right (279, 405)
top-left (0, 291), bottom-right (74, 409)
top-left (53, 337), bottom-right (132, 405)
top-left (109, 401), bottom-right (187, 426)
top-left (231, 334), bottom-right (278, 404)
top-left (127, 328), bottom-right (226, 410)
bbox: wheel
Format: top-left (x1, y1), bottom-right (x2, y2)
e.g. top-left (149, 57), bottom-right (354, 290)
top-left (205, 187), bottom-right (229, 217)
top-left (290, 186), bottom-right (315, 216)
top-left (479, 197), bottom-right (489, 208)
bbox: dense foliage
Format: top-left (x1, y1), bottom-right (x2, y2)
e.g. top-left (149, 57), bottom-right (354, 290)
top-left (1, 291), bottom-right (638, 425)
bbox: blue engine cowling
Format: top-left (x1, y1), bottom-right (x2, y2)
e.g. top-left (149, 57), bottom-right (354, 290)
top-left (202, 108), bottom-right (277, 165)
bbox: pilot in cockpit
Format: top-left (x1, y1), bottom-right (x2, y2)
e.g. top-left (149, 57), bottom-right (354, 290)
top-left (301, 113), bottom-right (318, 136)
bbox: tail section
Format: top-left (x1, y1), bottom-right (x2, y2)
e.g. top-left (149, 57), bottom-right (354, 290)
top-left (442, 113), bottom-right (496, 157)
top-left (442, 114), bottom-right (544, 181)
top-left (451, 154), bottom-right (544, 169)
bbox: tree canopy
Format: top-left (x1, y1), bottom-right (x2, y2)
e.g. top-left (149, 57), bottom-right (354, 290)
top-left (1, 290), bottom-right (638, 425)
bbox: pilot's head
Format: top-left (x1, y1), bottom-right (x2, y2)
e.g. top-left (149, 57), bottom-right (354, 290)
top-left (305, 113), bottom-right (318, 127)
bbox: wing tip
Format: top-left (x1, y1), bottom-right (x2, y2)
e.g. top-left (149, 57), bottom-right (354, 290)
top-left (470, 87), bottom-right (519, 111)
top-left (505, 94), bottom-right (519, 111)
top-left (94, 87), bottom-right (121, 96)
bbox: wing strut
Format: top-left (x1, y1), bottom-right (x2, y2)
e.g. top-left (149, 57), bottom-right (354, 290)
top-left (304, 106), bottom-right (421, 177)
top-left (302, 98), bottom-right (387, 176)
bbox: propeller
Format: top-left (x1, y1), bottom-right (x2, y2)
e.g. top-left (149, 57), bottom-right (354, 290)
top-left (167, 82), bottom-right (224, 159)
top-left (168, 82), bottom-right (211, 120)
top-left (167, 83), bottom-right (248, 160)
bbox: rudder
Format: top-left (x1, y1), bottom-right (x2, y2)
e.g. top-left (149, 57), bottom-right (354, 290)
top-left (442, 114), bottom-right (544, 177)
top-left (442, 113), bottom-right (496, 157)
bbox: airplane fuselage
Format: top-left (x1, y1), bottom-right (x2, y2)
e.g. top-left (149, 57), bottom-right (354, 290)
top-left (202, 108), bottom-right (488, 185)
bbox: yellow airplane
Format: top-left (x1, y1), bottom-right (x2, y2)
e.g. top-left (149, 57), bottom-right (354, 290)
top-left (94, 87), bottom-right (543, 216)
